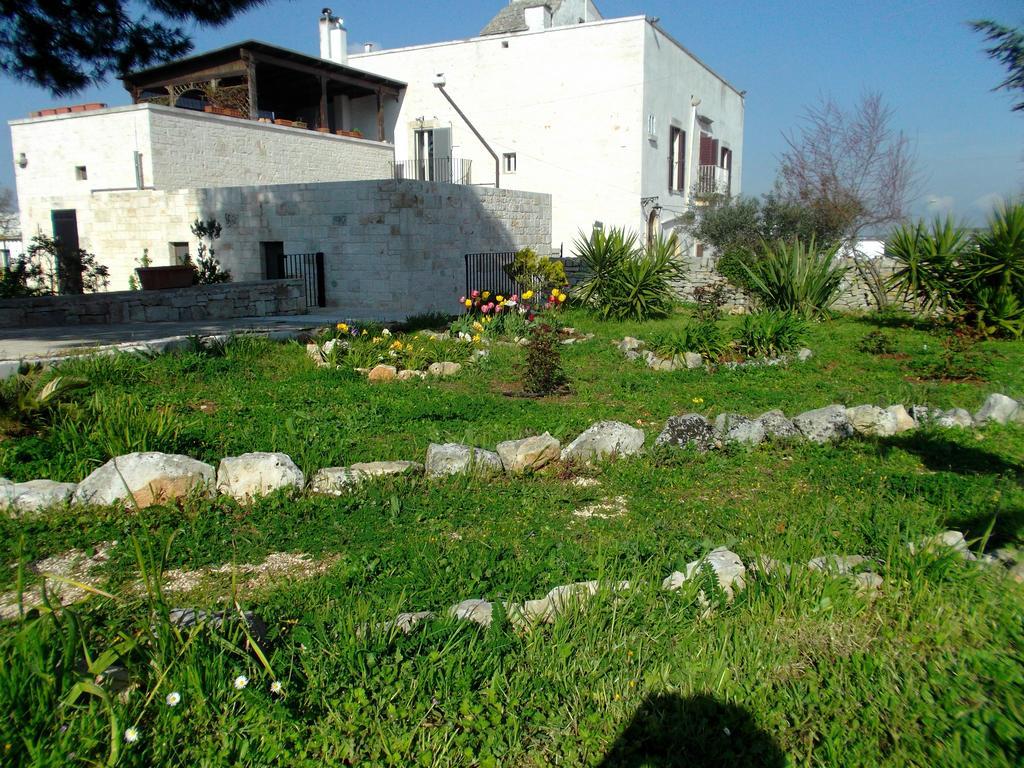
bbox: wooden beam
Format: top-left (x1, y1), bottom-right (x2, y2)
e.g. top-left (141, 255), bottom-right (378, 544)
top-left (376, 88), bottom-right (384, 141)
top-left (129, 67), bottom-right (248, 93)
top-left (243, 53), bottom-right (259, 119)
top-left (319, 76), bottom-right (328, 130)
top-left (246, 49), bottom-right (400, 98)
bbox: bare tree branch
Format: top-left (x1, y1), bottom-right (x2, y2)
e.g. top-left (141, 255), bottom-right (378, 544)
top-left (776, 92), bottom-right (920, 308)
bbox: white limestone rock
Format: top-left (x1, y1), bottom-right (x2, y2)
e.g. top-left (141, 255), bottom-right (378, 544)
top-left (655, 414), bottom-right (720, 452)
top-left (662, 548), bottom-right (747, 600)
top-left (425, 443), bottom-right (503, 477)
top-left (936, 408), bottom-right (974, 429)
top-left (797, 348), bottom-right (814, 362)
top-left (448, 599), bottom-right (493, 628)
top-left (793, 405), bottom-right (854, 444)
top-left (973, 393), bottom-right (1023, 426)
top-left (846, 405), bottom-right (901, 437)
top-left (427, 361), bottom-right (462, 377)
top-left (714, 414), bottom-right (767, 447)
top-left (310, 461), bottom-right (422, 494)
top-left (908, 530), bottom-right (976, 561)
top-left (496, 432), bottom-right (561, 474)
top-left (560, 421), bottom-right (645, 463)
top-left (886, 404), bottom-right (918, 434)
top-left (807, 554), bottom-right (868, 575)
top-left (756, 410), bottom-right (802, 440)
top-left (216, 452), bottom-right (304, 501)
top-left (1, 479), bottom-right (77, 515)
top-left (75, 452), bottom-right (215, 509)
top-left (684, 352), bottom-right (704, 369)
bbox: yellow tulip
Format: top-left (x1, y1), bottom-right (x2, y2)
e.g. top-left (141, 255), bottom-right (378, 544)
top-left (482, 291), bottom-right (491, 299)
top-left (522, 290), bottom-right (534, 300)
top-left (496, 295), bottom-right (504, 303)
top-left (464, 299), bottom-right (472, 307)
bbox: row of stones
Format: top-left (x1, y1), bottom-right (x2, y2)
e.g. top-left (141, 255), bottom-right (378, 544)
top-left (3, 393), bottom-right (1021, 515)
top-left (380, 530), bottom-right (1022, 635)
top-left (0, 421), bottom-right (644, 515)
top-left (657, 392), bottom-right (1024, 451)
top-left (616, 336), bottom-right (814, 372)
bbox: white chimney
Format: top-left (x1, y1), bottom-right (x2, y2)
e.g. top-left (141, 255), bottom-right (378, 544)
top-left (319, 8), bottom-right (348, 65)
top-left (364, 43), bottom-right (374, 53)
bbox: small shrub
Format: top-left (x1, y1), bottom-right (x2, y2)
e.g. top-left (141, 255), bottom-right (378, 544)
top-left (692, 281), bottom-right (731, 322)
top-left (910, 333), bottom-right (990, 381)
top-left (187, 219), bottom-right (231, 285)
top-left (648, 322), bottom-right (728, 360)
top-left (735, 311), bottom-right (808, 358)
top-left (739, 238), bottom-right (847, 318)
top-left (521, 320), bottom-right (567, 395)
top-left (573, 229), bottom-right (684, 321)
top-left (857, 330), bottom-right (897, 355)
top-left (502, 247), bottom-right (567, 294)
top-left (24, 234), bottom-right (110, 294)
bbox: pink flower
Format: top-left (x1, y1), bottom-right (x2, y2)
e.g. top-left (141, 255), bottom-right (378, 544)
top-left (471, 290), bottom-right (480, 298)
top-left (481, 304), bottom-right (491, 314)
top-left (510, 294), bottom-right (519, 302)
top-left (495, 304), bottom-right (504, 314)
top-left (459, 296), bottom-right (466, 303)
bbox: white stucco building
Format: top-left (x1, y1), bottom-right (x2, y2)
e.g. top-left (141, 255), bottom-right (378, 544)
top-left (349, 1), bottom-right (745, 251)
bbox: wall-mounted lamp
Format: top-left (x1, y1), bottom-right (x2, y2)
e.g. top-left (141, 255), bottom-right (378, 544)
top-left (16, 152), bottom-right (27, 169)
top-left (432, 72), bottom-right (446, 88)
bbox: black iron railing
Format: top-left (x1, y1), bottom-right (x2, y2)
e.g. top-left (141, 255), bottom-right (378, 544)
top-left (464, 251), bottom-right (524, 300)
top-left (391, 157), bottom-right (473, 185)
top-left (275, 251), bottom-right (326, 308)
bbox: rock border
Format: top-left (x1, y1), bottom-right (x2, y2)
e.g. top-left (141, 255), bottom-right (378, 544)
top-left (2, 394), bottom-right (1021, 516)
top-left (616, 337), bottom-right (814, 373)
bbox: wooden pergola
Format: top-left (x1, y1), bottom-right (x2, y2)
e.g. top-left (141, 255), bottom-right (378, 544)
top-left (122, 41), bottom-right (405, 139)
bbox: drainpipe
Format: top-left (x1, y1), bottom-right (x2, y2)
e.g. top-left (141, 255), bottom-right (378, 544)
top-left (685, 95), bottom-right (701, 201)
top-left (433, 75), bottom-right (500, 189)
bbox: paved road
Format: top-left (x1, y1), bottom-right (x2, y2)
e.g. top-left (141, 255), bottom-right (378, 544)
top-left (0, 312), bottom-right (348, 360)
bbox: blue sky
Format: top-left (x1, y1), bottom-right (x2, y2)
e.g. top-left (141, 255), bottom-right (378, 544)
top-left (1, 0), bottom-right (1021, 224)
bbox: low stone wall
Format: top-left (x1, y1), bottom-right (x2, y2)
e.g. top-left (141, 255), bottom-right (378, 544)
top-left (0, 279), bottom-right (307, 329)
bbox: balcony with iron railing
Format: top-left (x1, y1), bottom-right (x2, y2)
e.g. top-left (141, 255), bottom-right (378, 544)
top-left (696, 164), bottom-right (732, 198)
top-left (391, 157), bottom-right (473, 185)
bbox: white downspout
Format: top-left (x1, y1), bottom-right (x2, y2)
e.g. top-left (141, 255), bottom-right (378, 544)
top-left (685, 96), bottom-right (701, 202)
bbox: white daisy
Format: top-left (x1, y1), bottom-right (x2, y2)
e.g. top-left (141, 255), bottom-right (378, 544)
top-left (233, 675), bottom-right (249, 690)
top-left (124, 727), bottom-right (140, 744)
top-left (270, 681), bottom-right (284, 695)
top-left (165, 691), bottom-right (181, 707)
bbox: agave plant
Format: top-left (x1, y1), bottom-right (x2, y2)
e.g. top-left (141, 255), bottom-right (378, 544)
top-left (572, 227), bottom-right (640, 309)
top-left (965, 201), bottom-right (1024, 296)
top-left (886, 217), bottom-right (970, 312)
top-left (739, 238), bottom-right (847, 319)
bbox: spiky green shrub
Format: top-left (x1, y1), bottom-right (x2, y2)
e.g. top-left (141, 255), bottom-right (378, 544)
top-left (739, 238), bottom-right (847, 318)
top-left (648, 322), bottom-right (728, 360)
top-left (573, 229), bottom-right (684, 321)
top-left (735, 311), bottom-right (808, 358)
top-left (886, 217), bottom-right (971, 312)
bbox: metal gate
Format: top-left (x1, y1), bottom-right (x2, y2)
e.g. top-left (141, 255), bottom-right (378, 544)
top-left (276, 251), bottom-right (326, 308)
top-left (464, 251), bottom-right (522, 299)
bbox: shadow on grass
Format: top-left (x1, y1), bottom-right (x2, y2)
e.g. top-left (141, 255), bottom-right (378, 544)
top-left (598, 693), bottom-right (785, 767)
top-left (853, 311), bottom-right (937, 333)
top-left (878, 432), bottom-right (1024, 478)
top-left (945, 504), bottom-right (1024, 551)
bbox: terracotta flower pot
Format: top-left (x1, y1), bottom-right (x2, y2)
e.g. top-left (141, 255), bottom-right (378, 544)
top-left (136, 265), bottom-right (195, 290)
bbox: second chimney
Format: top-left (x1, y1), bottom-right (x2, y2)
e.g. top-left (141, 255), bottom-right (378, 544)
top-left (319, 9), bottom-right (348, 65)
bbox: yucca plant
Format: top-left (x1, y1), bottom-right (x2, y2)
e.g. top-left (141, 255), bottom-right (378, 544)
top-left (735, 311), bottom-right (808, 358)
top-left (573, 229), bottom-right (684, 320)
top-left (967, 201), bottom-right (1024, 295)
top-left (886, 217), bottom-right (970, 312)
top-left (740, 238), bottom-right (847, 319)
top-left (572, 227), bottom-right (640, 309)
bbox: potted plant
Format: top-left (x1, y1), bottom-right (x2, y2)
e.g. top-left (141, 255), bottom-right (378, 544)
top-left (293, 118), bottom-right (308, 129)
top-left (135, 264), bottom-right (195, 290)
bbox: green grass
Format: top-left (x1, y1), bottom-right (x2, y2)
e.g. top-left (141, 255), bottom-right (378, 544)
top-left (1, 310), bottom-right (1022, 766)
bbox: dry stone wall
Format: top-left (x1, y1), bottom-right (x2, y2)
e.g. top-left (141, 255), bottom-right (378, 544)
top-left (0, 279), bottom-right (306, 329)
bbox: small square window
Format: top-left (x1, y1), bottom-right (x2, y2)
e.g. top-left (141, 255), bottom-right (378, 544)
top-left (75, 166), bottom-right (87, 180)
top-left (503, 152), bottom-right (517, 173)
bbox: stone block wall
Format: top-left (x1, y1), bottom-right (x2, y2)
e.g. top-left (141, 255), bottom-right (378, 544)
top-left (25, 179), bottom-right (552, 320)
top-left (0, 279), bottom-right (306, 329)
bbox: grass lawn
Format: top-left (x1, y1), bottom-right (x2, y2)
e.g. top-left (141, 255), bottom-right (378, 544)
top-left (1, 309), bottom-right (1022, 766)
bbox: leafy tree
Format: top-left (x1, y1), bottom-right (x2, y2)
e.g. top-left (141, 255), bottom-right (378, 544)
top-left (971, 19), bottom-right (1024, 112)
top-left (26, 234), bottom-right (110, 294)
top-left (0, 1), bottom-right (269, 95)
top-left (188, 219), bottom-right (231, 285)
